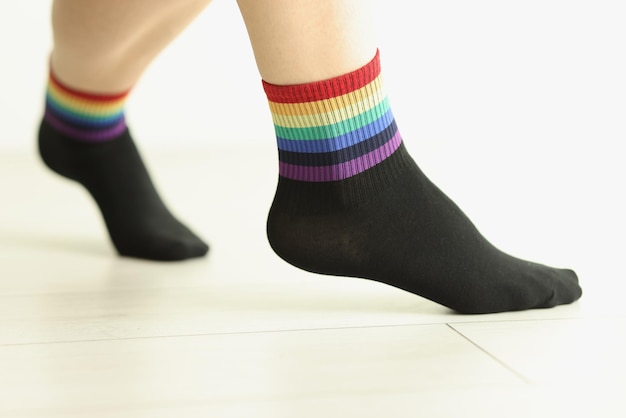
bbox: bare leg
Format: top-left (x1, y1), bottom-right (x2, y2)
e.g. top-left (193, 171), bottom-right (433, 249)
top-left (51, 0), bottom-right (212, 92)
top-left (237, 0), bottom-right (376, 85)
top-left (237, 0), bottom-right (582, 313)
top-left (39, 0), bottom-right (212, 261)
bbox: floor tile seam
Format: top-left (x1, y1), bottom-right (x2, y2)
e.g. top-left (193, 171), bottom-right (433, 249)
top-left (0, 321), bottom-right (450, 348)
top-left (446, 323), bottom-right (531, 384)
top-left (445, 314), bottom-right (626, 326)
top-left (2, 315), bottom-right (621, 348)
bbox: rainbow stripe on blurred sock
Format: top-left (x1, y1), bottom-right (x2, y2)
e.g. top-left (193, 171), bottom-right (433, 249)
top-left (263, 50), bottom-right (402, 182)
top-left (44, 71), bottom-right (128, 142)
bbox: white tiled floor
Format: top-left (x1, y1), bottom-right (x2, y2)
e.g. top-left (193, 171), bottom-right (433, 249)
top-left (1, 144), bottom-right (624, 418)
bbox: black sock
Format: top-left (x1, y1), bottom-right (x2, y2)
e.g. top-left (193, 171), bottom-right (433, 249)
top-left (38, 121), bottom-right (209, 261)
top-left (267, 144), bottom-right (581, 313)
top-left (263, 51), bottom-right (581, 313)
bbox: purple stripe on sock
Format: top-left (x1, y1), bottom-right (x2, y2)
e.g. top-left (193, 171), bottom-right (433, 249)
top-left (279, 131), bottom-right (402, 182)
top-left (44, 109), bottom-right (126, 142)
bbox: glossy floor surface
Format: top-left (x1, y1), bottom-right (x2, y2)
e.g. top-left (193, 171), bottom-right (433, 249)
top-left (1, 144), bottom-right (624, 418)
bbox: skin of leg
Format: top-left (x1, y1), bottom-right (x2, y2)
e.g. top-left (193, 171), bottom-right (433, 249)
top-left (236, 0), bottom-right (378, 85)
top-left (51, 0), bottom-right (212, 92)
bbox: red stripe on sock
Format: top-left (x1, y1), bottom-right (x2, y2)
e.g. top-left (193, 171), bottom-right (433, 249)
top-left (263, 49), bottom-right (381, 104)
top-left (49, 70), bottom-right (130, 102)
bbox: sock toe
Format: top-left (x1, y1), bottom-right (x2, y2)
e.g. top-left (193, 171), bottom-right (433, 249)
top-left (557, 268), bottom-right (583, 304)
top-left (117, 235), bottom-right (209, 261)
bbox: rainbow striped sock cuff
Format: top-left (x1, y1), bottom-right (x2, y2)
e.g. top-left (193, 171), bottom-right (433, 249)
top-left (263, 50), bottom-right (402, 182)
top-left (44, 70), bottom-right (128, 142)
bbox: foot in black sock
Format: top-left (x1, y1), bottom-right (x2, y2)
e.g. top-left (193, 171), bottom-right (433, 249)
top-left (267, 145), bottom-right (582, 314)
top-left (38, 120), bottom-right (209, 261)
top-left (263, 51), bottom-right (581, 314)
